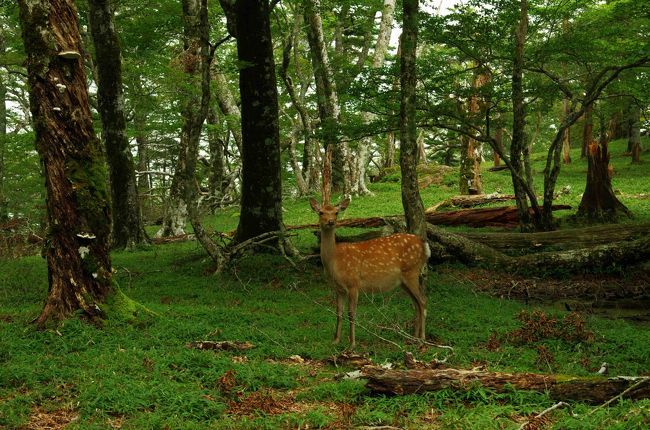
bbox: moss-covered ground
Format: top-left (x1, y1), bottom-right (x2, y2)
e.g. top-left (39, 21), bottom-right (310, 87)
top-left (1, 139), bottom-right (649, 429)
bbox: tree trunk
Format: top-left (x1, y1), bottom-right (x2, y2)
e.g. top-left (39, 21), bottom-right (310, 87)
top-left (577, 139), bottom-right (631, 222)
top-left (87, 0), bottom-right (147, 249)
top-left (459, 68), bottom-right (488, 195)
top-left (231, 0), bottom-right (286, 246)
top-left (206, 105), bottom-right (226, 209)
top-left (0, 32), bottom-right (7, 222)
top-left (493, 127), bottom-right (502, 167)
top-left (353, 0), bottom-right (396, 196)
top-left (628, 103), bottom-right (642, 163)
top-left (180, 0), bottom-right (226, 267)
top-left (582, 103), bottom-right (593, 158)
top-left (399, 0), bottom-right (426, 238)
top-left (511, 0), bottom-right (533, 230)
top-left (303, 0), bottom-right (351, 195)
top-left (561, 98), bottom-right (572, 164)
top-left (213, 68), bottom-right (242, 152)
top-left (134, 107), bottom-right (152, 220)
top-left (18, 0), bottom-right (114, 327)
top-left (363, 367), bottom-right (650, 404)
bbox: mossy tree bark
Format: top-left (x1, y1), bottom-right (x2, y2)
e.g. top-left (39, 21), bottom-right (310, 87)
top-left (18, 0), bottom-right (114, 327)
top-left (87, 0), bottom-right (147, 249)
top-left (0, 32), bottom-right (7, 222)
top-left (399, 0), bottom-right (426, 239)
top-left (223, 0), bottom-right (286, 247)
top-left (363, 367), bottom-right (650, 404)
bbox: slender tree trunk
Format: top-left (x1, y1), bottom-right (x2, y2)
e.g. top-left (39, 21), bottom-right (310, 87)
top-left (303, 0), bottom-right (351, 195)
top-left (280, 13), bottom-right (313, 196)
top-left (134, 107), bottom-right (152, 220)
top-left (628, 103), bottom-right (641, 163)
top-left (460, 68), bottom-right (488, 195)
top-left (180, 0), bottom-right (226, 267)
top-left (206, 105), bottom-right (226, 208)
top-left (400, 0), bottom-right (425, 238)
top-left (0, 33), bottom-right (7, 222)
top-left (18, 0), bottom-right (114, 327)
top-left (582, 103), bottom-right (593, 158)
top-left (493, 127), bottom-right (502, 167)
top-left (354, 0), bottom-right (396, 196)
top-left (511, 0), bottom-right (534, 230)
top-left (87, 0), bottom-right (146, 249)
top-left (561, 98), bottom-right (572, 164)
top-left (230, 0), bottom-right (286, 246)
top-left (213, 69), bottom-right (242, 152)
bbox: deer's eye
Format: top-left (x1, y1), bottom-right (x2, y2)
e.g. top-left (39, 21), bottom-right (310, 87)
top-left (318, 211), bottom-right (323, 215)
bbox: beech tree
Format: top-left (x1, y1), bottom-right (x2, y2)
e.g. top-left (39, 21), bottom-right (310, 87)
top-left (87, 0), bottom-right (147, 249)
top-left (400, 0), bottom-right (425, 238)
top-left (18, 0), bottom-right (115, 327)
top-left (220, 0), bottom-right (287, 246)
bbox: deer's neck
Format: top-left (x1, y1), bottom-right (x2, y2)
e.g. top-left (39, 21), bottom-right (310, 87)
top-left (320, 227), bottom-right (338, 272)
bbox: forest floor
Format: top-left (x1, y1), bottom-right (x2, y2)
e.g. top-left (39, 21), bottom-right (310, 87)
top-left (1, 139), bottom-right (650, 429)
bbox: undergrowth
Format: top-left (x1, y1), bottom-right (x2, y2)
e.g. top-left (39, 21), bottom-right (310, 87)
top-left (1, 138), bottom-right (650, 428)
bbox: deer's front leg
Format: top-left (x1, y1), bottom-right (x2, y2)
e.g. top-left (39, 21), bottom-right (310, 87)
top-left (348, 288), bottom-right (359, 349)
top-left (333, 291), bottom-right (344, 344)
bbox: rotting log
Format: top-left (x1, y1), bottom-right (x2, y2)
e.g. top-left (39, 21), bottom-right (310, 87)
top-left (362, 366), bottom-right (650, 404)
top-left (458, 222), bottom-right (650, 252)
top-left (425, 205), bottom-right (571, 228)
top-left (425, 194), bottom-right (517, 211)
top-left (426, 224), bottom-right (650, 274)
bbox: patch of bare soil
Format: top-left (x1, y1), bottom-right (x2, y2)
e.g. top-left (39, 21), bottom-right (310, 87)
top-left (446, 267), bottom-right (650, 322)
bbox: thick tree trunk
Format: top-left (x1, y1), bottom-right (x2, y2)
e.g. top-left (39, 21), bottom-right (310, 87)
top-left (363, 367), bottom-right (650, 404)
top-left (87, 0), bottom-right (146, 249)
top-left (232, 0), bottom-right (286, 245)
top-left (400, 0), bottom-right (426, 238)
top-left (18, 0), bottom-right (114, 327)
top-left (577, 139), bottom-right (631, 222)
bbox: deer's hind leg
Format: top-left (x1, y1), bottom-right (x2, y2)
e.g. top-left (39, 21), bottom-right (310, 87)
top-left (401, 271), bottom-right (427, 340)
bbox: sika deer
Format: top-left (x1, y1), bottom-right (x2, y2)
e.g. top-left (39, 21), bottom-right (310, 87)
top-left (310, 198), bottom-right (430, 348)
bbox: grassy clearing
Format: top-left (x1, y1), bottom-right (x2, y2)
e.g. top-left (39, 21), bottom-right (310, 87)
top-left (1, 139), bottom-right (650, 429)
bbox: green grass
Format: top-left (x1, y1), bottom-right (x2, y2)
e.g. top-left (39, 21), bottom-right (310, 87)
top-left (1, 138), bottom-right (650, 429)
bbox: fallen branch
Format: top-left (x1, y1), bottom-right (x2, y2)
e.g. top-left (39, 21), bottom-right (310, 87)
top-left (186, 340), bottom-right (255, 351)
top-left (362, 367), bottom-right (650, 404)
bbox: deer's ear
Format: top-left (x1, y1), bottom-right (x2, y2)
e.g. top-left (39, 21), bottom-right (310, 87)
top-left (337, 198), bottom-right (350, 212)
top-left (309, 198), bottom-right (321, 212)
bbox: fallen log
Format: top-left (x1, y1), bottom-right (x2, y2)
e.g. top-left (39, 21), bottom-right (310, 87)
top-left (425, 205), bottom-right (571, 228)
top-left (426, 224), bottom-right (650, 275)
top-left (425, 194), bottom-right (517, 212)
top-left (362, 366), bottom-right (650, 404)
top-left (458, 222), bottom-right (650, 252)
